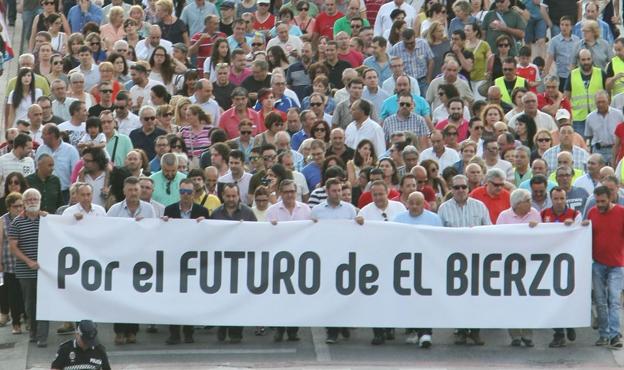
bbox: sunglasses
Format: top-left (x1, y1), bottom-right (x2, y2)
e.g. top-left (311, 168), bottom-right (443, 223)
top-left (452, 185), bottom-right (468, 190)
top-left (172, 144), bottom-right (183, 149)
top-left (498, 44), bottom-right (510, 47)
top-left (250, 156), bottom-right (260, 161)
top-left (142, 116), bottom-right (157, 121)
top-left (163, 112), bottom-right (174, 117)
top-left (258, 2), bottom-right (270, 5)
top-left (438, 92), bottom-right (445, 96)
top-left (310, 102), bottom-right (323, 107)
top-left (240, 130), bottom-right (252, 135)
top-left (537, 138), bottom-right (551, 143)
top-left (100, 89), bottom-right (113, 93)
top-left (179, 188), bottom-right (193, 195)
top-left (399, 102), bottom-right (411, 107)
top-left (502, 68), bottom-right (514, 72)
top-left (313, 127), bottom-right (326, 132)
top-left (445, 131), bottom-right (458, 136)
top-left (90, 42), bottom-right (100, 46)
top-left (53, 61), bottom-right (63, 65)
top-left (300, 7), bottom-right (309, 10)
top-left (252, 43), bottom-right (264, 47)
top-left (115, 105), bottom-right (127, 110)
top-left (381, 212), bottom-right (388, 222)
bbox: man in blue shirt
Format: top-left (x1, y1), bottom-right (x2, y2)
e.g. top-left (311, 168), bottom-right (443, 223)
top-left (302, 140), bottom-right (325, 190)
top-left (67, 0), bottom-right (103, 33)
top-left (393, 191), bottom-right (442, 226)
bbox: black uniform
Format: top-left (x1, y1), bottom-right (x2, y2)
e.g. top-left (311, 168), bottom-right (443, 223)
top-left (51, 339), bottom-right (111, 370)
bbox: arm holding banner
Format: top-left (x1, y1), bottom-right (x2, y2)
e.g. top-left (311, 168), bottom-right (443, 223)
top-left (8, 239), bottom-right (38, 270)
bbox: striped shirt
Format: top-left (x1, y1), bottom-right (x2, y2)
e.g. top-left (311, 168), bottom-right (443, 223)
top-left (0, 213), bottom-right (17, 273)
top-left (383, 112), bottom-right (429, 142)
top-left (0, 151), bottom-right (35, 196)
top-left (542, 145), bottom-right (589, 173)
top-left (388, 39), bottom-right (433, 79)
top-left (437, 197), bottom-right (492, 228)
top-left (7, 215), bottom-right (40, 279)
top-left (179, 125), bottom-right (212, 159)
top-left (308, 187), bottom-right (328, 207)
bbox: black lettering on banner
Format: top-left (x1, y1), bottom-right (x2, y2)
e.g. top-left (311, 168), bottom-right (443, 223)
top-left (504, 254), bottom-right (526, 296)
top-left (133, 261), bottom-right (153, 293)
top-left (483, 253), bottom-right (502, 296)
top-left (393, 253), bottom-right (411, 295)
top-left (336, 252), bottom-right (357, 295)
top-left (413, 253), bottom-right (432, 296)
top-left (553, 253), bottom-right (575, 296)
top-left (471, 253), bottom-right (479, 296)
top-left (200, 251), bottom-right (222, 293)
top-left (529, 254), bottom-right (550, 296)
top-left (273, 251), bottom-right (295, 294)
top-left (225, 251), bottom-right (245, 294)
top-left (447, 253), bottom-right (468, 296)
top-left (81, 260), bottom-right (102, 291)
top-left (155, 250), bottom-right (163, 292)
top-left (298, 252), bottom-right (320, 295)
top-left (103, 261), bottom-right (119, 291)
top-left (58, 246), bottom-right (80, 289)
top-left (247, 251), bottom-right (269, 294)
top-left (359, 263), bottom-right (379, 295)
top-left (179, 251), bottom-right (197, 293)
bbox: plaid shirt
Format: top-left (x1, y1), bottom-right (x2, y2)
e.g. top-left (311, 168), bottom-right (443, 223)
top-left (1, 213), bottom-right (16, 273)
top-left (388, 39), bottom-right (433, 80)
top-left (542, 145), bottom-right (589, 173)
top-left (383, 112), bottom-right (430, 142)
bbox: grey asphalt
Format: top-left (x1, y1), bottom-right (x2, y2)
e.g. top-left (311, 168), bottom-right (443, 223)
top-left (1, 322), bottom-right (624, 369)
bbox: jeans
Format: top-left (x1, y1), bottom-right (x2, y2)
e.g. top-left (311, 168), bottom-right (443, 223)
top-left (592, 262), bottom-right (624, 339)
top-left (19, 278), bottom-right (48, 342)
top-left (417, 78), bottom-right (428, 99)
top-left (21, 7), bottom-right (41, 53)
top-left (5, 0), bottom-right (16, 22)
top-left (0, 272), bottom-right (24, 324)
top-left (525, 18), bottom-right (547, 43)
top-left (572, 120), bottom-right (585, 136)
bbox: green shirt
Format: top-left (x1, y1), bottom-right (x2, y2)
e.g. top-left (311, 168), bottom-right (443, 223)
top-left (106, 132), bottom-right (134, 168)
top-left (482, 9), bottom-right (526, 56)
top-left (333, 16), bottom-right (370, 36)
top-left (25, 173), bottom-right (63, 213)
top-left (150, 171), bottom-right (186, 207)
top-left (6, 74), bottom-right (51, 97)
top-left (280, 1), bottom-right (319, 17)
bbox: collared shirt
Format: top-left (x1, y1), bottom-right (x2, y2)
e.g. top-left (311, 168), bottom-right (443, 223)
top-left (332, 97), bottom-right (380, 129)
top-left (547, 33), bottom-right (581, 78)
top-left (67, 2), bottom-right (103, 32)
top-left (425, 76), bottom-right (474, 111)
top-left (150, 171), bottom-right (186, 207)
top-left (362, 87), bottom-right (390, 111)
top-left (363, 55), bottom-right (392, 83)
top-left (291, 129), bottom-right (310, 151)
top-left (190, 96), bottom-right (221, 124)
top-left (419, 147), bottom-right (460, 171)
top-left (83, 172), bottom-right (107, 207)
top-left (358, 200), bottom-right (406, 220)
top-left (62, 202), bottom-right (107, 217)
top-left (105, 131), bottom-right (134, 167)
top-left (573, 19), bottom-right (614, 44)
top-left (217, 171), bottom-right (253, 202)
top-left (190, 30), bottom-right (227, 71)
top-left (106, 199), bottom-right (156, 218)
top-left (382, 75), bottom-right (420, 96)
top-left (585, 107), bottom-right (624, 146)
top-left (210, 203), bottom-right (257, 221)
top-left (116, 112), bottom-right (141, 136)
top-left (135, 39), bottom-right (173, 61)
top-left (380, 93), bottom-right (430, 120)
top-left (514, 169), bottom-right (532, 187)
top-left (438, 197), bottom-right (492, 227)
top-left (344, 117), bottom-right (386, 158)
top-left (218, 107), bottom-right (264, 139)
top-left (388, 39), bottom-right (433, 79)
top-left (383, 112), bottom-right (429, 142)
top-left (52, 97), bottom-right (78, 121)
top-left (532, 197), bottom-right (553, 212)
top-left (573, 173), bottom-right (601, 195)
top-left (35, 142), bottom-right (80, 190)
top-left (508, 110), bottom-right (557, 132)
top-left (266, 200), bottom-right (312, 221)
top-left (571, 39), bottom-right (613, 70)
top-left (180, 0), bottom-right (218, 36)
top-left (496, 207), bottom-right (542, 224)
top-left (130, 127), bottom-right (168, 160)
top-left (374, 1), bottom-right (416, 36)
top-left (542, 145), bottom-right (589, 173)
top-left (302, 162), bottom-right (322, 190)
top-left (69, 63), bottom-right (100, 91)
top-left (311, 200), bottom-right (357, 220)
top-left (25, 173), bottom-right (63, 213)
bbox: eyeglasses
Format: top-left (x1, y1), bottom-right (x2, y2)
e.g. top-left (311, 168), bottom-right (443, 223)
top-left (399, 102), bottom-right (411, 107)
top-left (445, 131), bottom-right (458, 136)
top-left (498, 44), bottom-right (510, 47)
top-left (313, 127), bottom-right (326, 132)
top-left (250, 156), bottom-right (260, 161)
top-left (502, 68), bottom-right (515, 72)
top-left (163, 112), bottom-right (174, 117)
top-left (53, 61), bottom-right (63, 65)
top-left (100, 89), bottom-right (113, 93)
top-left (537, 138), bottom-right (551, 143)
top-left (154, 53), bottom-right (166, 57)
top-left (351, 24), bottom-right (361, 28)
top-left (452, 185), bottom-right (468, 190)
top-left (142, 116), bottom-right (157, 121)
top-left (115, 105), bottom-right (127, 110)
top-left (240, 130), bottom-right (252, 135)
top-left (489, 181), bottom-right (504, 188)
top-left (310, 102), bottom-right (323, 107)
top-left (179, 188), bottom-right (193, 195)
top-left (252, 43), bottom-right (264, 47)
top-left (72, 80), bottom-right (84, 84)
top-left (256, 197), bottom-right (269, 202)
top-left (90, 42), bottom-right (100, 46)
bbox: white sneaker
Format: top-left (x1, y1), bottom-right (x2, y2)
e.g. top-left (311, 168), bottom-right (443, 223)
top-left (405, 333), bottom-right (419, 344)
top-left (419, 334), bottom-right (432, 348)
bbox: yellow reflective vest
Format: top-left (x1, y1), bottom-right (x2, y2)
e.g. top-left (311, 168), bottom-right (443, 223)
top-left (494, 76), bottom-right (526, 106)
top-left (570, 67), bottom-right (603, 122)
top-left (610, 56), bottom-right (624, 96)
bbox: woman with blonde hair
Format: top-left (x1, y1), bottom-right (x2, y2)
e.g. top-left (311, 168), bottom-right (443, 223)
top-left (29, 0), bottom-right (70, 50)
top-left (100, 6), bottom-right (126, 51)
top-left (91, 62), bottom-right (122, 103)
top-left (480, 104), bottom-right (505, 138)
top-left (173, 97), bottom-right (192, 127)
top-left (426, 21), bottom-right (450, 78)
top-left (62, 33), bottom-right (84, 72)
top-left (155, 0), bottom-right (189, 45)
top-left (85, 32), bottom-right (107, 63)
top-left (129, 5), bottom-right (151, 38)
top-left (156, 104), bottom-right (179, 133)
top-left (571, 19), bottom-right (612, 70)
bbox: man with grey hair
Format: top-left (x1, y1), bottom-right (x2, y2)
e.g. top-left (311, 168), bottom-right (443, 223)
top-left (439, 174), bottom-right (490, 345)
top-left (495, 188), bottom-right (540, 347)
top-left (574, 153), bottom-right (605, 194)
top-left (275, 131), bottom-right (304, 170)
top-left (150, 153), bottom-right (186, 206)
top-left (270, 73), bottom-right (300, 112)
top-left (266, 22), bottom-right (303, 64)
top-left (508, 92), bottom-right (557, 131)
top-left (469, 168), bottom-right (511, 223)
top-left (513, 145), bottom-right (532, 187)
top-left (326, 128), bottom-right (355, 164)
top-left (135, 24), bottom-right (173, 61)
top-left (129, 106), bottom-right (167, 161)
top-left (537, 75), bottom-right (572, 118)
top-left (191, 79), bottom-right (221, 124)
top-left (556, 165), bottom-right (589, 212)
top-left (402, 145), bottom-right (419, 173)
top-left (585, 90), bottom-right (623, 165)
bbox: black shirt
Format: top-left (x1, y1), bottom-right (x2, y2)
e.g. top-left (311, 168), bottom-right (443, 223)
top-left (88, 104), bottom-right (114, 118)
top-left (241, 75), bottom-right (271, 105)
top-left (44, 115), bottom-right (64, 125)
top-left (214, 82), bottom-right (235, 111)
top-left (51, 339), bottom-right (111, 370)
top-left (210, 203), bottom-right (257, 221)
top-left (219, 20), bottom-right (234, 36)
top-left (129, 127), bottom-right (167, 160)
top-left (326, 145), bottom-right (355, 164)
top-left (157, 19), bottom-right (188, 45)
top-left (324, 60), bottom-right (352, 89)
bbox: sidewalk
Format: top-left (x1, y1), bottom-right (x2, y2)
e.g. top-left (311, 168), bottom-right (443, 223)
top-left (0, 11), bottom-right (21, 134)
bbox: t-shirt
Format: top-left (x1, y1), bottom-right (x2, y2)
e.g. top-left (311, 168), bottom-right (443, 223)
top-left (314, 12), bottom-right (344, 39)
top-left (566, 186), bottom-right (589, 213)
top-left (588, 204), bottom-right (624, 267)
top-left (58, 121), bottom-right (86, 148)
top-left (393, 210), bottom-right (443, 226)
top-left (469, 186), bottom-right (511, 223)
top-left (7, 215), bottom-right (40, 279)
top-left (158, 19), bottom-right (188, 45)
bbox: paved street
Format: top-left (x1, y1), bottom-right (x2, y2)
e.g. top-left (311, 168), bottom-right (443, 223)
top-left (2, 322), bottom-right (624, 369)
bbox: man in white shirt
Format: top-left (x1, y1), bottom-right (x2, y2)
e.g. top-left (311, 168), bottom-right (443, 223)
top-left (129, 64), bottom-right (163, 112)
top-left (265, 179), bottom-right (312, 222)
top-left (189, 79), bottom-right (221, 125)
top-left (135, 25), bottom-right (173, 61)
top-left (50, 80), bottom-right (77, 122)
top-left (217, 150), bottom-right (252, 203)
top-left (482, 138), bottom-right (514, 181)
top-left (507, 92), bottom-right (557, 131)
top-left (344, 99), bottom-right (386, 157)
top-left (69, 46), bottom-right (101, 91)
top-left (58, 101), bottom-right (87, 148)
top-left (62, 183), bottom-right (106, 218)
top-left (114, 92), bottom-right (141, 136)
top-left (0, 134), bottom-right (35, 195)
top-left (374, 0), bottom-right (417, 37)
top-left (357, 180), bottom-right (406, 221)
top-left (266, 22), bottom-right (303, 64)
top-left (419, 130), bottom-right (460, 171)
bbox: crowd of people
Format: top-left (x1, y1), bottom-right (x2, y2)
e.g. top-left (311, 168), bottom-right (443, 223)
top-left (0, 0), bottom-right (622, 359)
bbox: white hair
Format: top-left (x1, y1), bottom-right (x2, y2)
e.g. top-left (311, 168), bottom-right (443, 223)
top-left (510, 188), bottom-right (531, 209)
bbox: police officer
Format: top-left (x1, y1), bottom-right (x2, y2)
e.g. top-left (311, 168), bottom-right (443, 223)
top-left (51, 320), bottom-right (111, 370)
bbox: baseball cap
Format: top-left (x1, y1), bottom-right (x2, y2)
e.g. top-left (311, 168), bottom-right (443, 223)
top-left (77, 320), bottom-right (98, 347)
top-left (172, 42), bottom-right (188, 54)
top-left (221, 0), bottom-right (235, 8)
top-left (257, 0), bottom-right (270, 4)
top-left (555, 109), bottom-right (570, 121)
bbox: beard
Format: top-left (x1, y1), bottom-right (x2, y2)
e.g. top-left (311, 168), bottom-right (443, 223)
top-left (450, 113), bottom-right (461, 121)
top-left (25, 205), bottom-right (40, 213)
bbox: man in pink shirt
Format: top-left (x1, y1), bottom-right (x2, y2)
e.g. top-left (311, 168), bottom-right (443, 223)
top-left (218, 87), bottom-right (264, 139)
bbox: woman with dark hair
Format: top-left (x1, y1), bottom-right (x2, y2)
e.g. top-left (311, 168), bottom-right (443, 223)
top-left (254, 111), bottom-right (286, 146)
top-left (179, 104), bottom-right (213, 168)
top-left (150, 85), bottom-right (171, 106)
top-left (203, 38), bottom-right (231, 82)
top-left (108, 52), bottom-right (130, 83)
top-left (432, 84), bottom-right (466, 123)
top-left (293, 1), bottom-right (315, 41)
top-left (169, 136), bottom-right (188, 154)
top-left (7, 68), bottom-right (42, 127)
top-left (267, 45), bottom-right (290, 71)
top-left (0, 173), bottom-right (28, 215)
top-left (487, 34), bottom-right (515, 80)
top-left (514, 113), bottom-right (537, 150)
top-left (45, 13), bottom-right (67, 53)
top-left (47, 53), bottom-right (67, 84)
top-left (464, 22), bottom-right (491, 97)
top-left (62, 33), bottom-right (83, 73)
top-left (301, 75), bottom-right (335, 113)
top-left (346, 139), bottom-right (377, 188)
top-left (29, 0), bottom-right (70, 50)
top-left (254, 88), bottom-right (288, 121)
top-left (265, 163), bottom-right (293, 199)
top-left (388, 20), bottom-right (407, 46)
top-left (420, 159), bottom-right (448, 196)
top-left (123, 18), bottom-right (143, 49)
top-left (378, 158), bottom-right (400, 189)
top-left (176, 69), bottom-right (200, 97)
top-left (311, 120), bottom-right (331, 144)
top-left (149, 46), bottom-right (177, 93)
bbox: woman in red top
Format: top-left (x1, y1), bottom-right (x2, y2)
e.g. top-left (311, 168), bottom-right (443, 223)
top-left (255, 88), bottom-right (287, 122)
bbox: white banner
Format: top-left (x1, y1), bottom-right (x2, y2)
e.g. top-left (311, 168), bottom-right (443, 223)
top-left (37, 216), bottom-right (592, 328)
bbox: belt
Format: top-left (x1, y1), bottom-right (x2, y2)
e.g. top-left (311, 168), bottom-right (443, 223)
top-left (593, 143), bottom-right (613, 149)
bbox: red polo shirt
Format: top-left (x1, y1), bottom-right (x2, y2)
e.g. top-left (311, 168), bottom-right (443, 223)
top-left (358, 188), bottom-right (400, 209)
top-left (190, 31), bottom-right (227, 72)
top-left (537, 93), bottom-right (572, 118)
top-left (314, 11), bottom-right (343, 39)
top-left (470, 185), bottom-right (510, 223)
top-left (588, 204), bottom-right (624, 267)
top-left (218, 107), bottom-right (265, 139)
